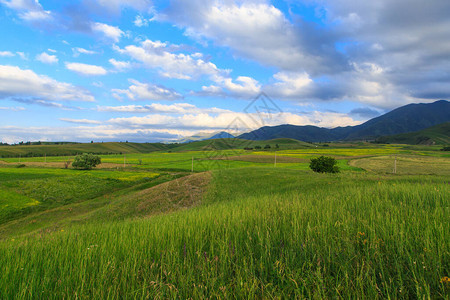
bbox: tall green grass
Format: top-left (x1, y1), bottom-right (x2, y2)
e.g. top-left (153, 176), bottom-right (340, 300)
top-left (1, 168), bottom-right (448, 298)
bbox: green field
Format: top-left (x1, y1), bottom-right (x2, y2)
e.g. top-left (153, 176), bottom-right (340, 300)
top-left (0, 142), bottom-right (449, 298)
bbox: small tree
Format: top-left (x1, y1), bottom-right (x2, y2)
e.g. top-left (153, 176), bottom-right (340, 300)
top-left (309, 156), bottom-right (339, 173)
top-left (264, 144), bottom-right (271, 149)
top-left (72, 153), bottom-right (101, 170)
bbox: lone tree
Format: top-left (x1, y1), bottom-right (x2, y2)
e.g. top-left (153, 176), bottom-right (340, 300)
top-left (72, 153), bottom-right (101, 170)
top-left (309, 156), bottom-right (339, 173)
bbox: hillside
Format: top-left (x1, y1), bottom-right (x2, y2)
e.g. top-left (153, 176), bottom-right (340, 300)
top-left (0, 142), bottom-right (172, 158)
top-left (171, 137), bottom-right (313, 152)
top-left (374, 122), bottom-right (450, 145)
top-left (239, 100), bottom-right (450, 142)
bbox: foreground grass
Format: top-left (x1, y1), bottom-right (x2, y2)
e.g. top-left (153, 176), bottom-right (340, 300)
top-left (0, 168), bottom-right (448, 298)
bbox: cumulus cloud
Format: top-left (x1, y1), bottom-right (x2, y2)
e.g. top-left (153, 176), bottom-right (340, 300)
top-left (160, 0), bottom-right (346, 75)
top-left (65, 62), bottom-right (107, 76)
top-left (35, 52), bottom-right (58, 64)
top-left (0, 65), bottom-right (94, 102)
top-left (91, 22), bottom-right (124, 43)
top-left (109, 58), bottom-right (132, 72)
top-left (134, 15), bottom-right (149, 27)
top-left (1, 0), bottom-right (52, 22)
top-left (107, 110), bottom-right (361, 131)
top-left (115, 39), bottom-right (225, 80)
top-left (111, 79), bottom-right (182, 101)
top-left (160, 0), bottom-right (450, 109)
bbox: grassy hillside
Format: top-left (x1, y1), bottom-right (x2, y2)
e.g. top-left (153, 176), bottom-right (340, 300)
top-left (375, 122), bottom-right (450, 145)
top-left (0, 145), bottom-right (448, 298)
top-left (0, 142), bottom-right (171, 158)
top-left (0, 167), bottom-right (448, 298)
top-left (171, 137), bottom-right (313, 152)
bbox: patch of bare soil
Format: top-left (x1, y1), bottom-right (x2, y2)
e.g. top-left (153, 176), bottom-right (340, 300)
top-left (135, 172), bottom-right (212, 216)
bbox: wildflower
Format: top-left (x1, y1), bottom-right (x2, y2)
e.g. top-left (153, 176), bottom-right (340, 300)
top-left (441, 276), bottom-right (450, 283)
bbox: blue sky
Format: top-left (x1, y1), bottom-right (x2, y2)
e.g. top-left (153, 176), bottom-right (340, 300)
top-left (0, 0), bottom-right (449, 143)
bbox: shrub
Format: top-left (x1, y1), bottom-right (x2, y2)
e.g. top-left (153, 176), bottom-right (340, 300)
top-left (15, 164), bottom-right (26, 168)
top-left (72, 153), bottom-right (101, 170)
top-left (309, 156), bottom-right (339, 173)
top-left (264, 144), bottom-right (271, 149)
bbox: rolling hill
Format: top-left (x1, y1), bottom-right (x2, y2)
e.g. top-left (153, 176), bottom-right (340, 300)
top-left (238, 100), bottom-right (450, 142)
top-left (0, 142), bottom-right (172, 158)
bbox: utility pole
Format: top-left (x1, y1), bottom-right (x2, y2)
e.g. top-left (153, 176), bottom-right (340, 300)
top-left (393, 155), bottom-right (397, 174)
top-left (274, 151), bottom-right (277, 167)
top-left (44, 153), bottom-right (46, 163)
top-left (124, 154), bottom-right (126, 168)
top-left (191, 156), bottom-right (194, 172)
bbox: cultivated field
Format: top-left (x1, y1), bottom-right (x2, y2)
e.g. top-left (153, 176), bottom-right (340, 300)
top-left (0, 142), bottom-right (449, 298)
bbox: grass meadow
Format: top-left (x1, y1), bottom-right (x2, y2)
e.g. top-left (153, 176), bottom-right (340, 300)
top-left (0, 143), bottom-right (449, 298)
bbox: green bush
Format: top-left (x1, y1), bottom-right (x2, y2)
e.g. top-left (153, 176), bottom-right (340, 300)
top-left (309, 156), bottom-right (339, 173)
top-left (72, 153), bottom-right (101, 170)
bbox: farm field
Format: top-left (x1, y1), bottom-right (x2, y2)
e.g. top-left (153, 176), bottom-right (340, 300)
top-left (0, 142), bottom-right (449, 298)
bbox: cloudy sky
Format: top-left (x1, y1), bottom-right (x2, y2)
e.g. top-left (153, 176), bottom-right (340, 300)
top-left (0, 0), bottom-right (449, 143)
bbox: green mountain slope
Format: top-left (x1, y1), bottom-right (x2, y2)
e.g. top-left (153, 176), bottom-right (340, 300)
top-left (375, 122), bottom-right (450, 145)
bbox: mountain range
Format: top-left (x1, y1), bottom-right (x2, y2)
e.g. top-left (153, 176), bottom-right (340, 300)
top-left (238, 100), bottom-right (450, 142)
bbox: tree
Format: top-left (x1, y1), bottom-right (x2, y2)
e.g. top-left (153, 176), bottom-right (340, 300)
top-left (309, 156), bottom-right (339, 173)
top-left (72, 153), bottom-right (101, 170)
top-left (264, 144), bottom-right (271, 149)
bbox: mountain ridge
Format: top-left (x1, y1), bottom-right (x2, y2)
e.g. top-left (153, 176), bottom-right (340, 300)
top-left (238, 100), bottom-right (450, 142)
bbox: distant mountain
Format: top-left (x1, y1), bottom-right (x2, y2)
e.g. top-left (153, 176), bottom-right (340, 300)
top-left (374, 122), bottom-right (450, 145)
top-left (238, 100), bottom-right (450, 142)
top-left (171, 131), bottom-right (235, 144)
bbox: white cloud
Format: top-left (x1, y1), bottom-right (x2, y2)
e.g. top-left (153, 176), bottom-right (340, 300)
top-left (0, 51), bottom-right (15, 57)
top-left (65, 62), bottom-right (107, 76)
top-left (60, 118), bottom-right (102, 125)
top-left (111, 79), bottom-right (182, 101)
top-left (91, 22), bottom-right (124, 43)
top-left (264, 72), bottom-right (313, 98)
top-left (16, 52), bottom-right (27, 60)
top-left (0, 65), bottom-right (94, 102)
top-left (1, 0), bottom-right (52, 22)
top-left (161, 1), bottom-right (335, 74)
top-left (35, 52), bottom-right (58, 64)
top-left (0, 125), bottom-right (185, 144)
top-left (116, 39), bottom-right (224, 79)
top-left (107, 110), bottom-right (361, 130)
top-left (109, 58), bottom-right (131, 72)
top-left (97, 102), bottom-right (228, 114)
top-left (73, 47), bottom-right (97, 57)
top-left (0, 106), bottom-right (25, 111)
top-left (200, 75), bottom-right (262, 98)
top-left (134, 15), bottom-right (149, 27)
top-left (20, 9), bottom-right (51, 21)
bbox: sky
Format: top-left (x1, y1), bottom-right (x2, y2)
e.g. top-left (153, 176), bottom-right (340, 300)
top-left (0, 0), bottom-right (449, 143)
